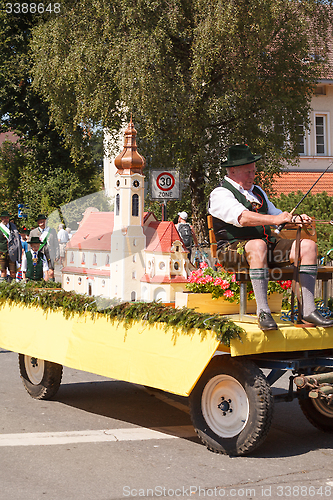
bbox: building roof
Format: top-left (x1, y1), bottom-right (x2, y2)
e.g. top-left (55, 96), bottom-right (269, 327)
top-left (272, 171), bottom-right (333, 196)
top-left (0, 131), bottom-right (20, 147)
top-left (66, 212), bottom-right (114, 251)
top-left (144, 221), bottom-right (187, 253)
top-left (65, 212), bottom-right (185, 254)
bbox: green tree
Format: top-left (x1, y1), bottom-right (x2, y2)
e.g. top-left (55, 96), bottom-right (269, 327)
top-left (0, 3), bottom-right (102, 221)
top-left (272, 191), bottom-right (333, 257)
top-left (30, 0), bottom-right (333, 240)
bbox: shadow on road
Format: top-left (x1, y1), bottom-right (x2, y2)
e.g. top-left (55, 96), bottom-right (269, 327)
top-left (54, 378), bottom-right (333, 458)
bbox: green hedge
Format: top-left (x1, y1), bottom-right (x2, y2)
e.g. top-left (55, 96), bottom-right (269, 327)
top-left (0, 281), bottom-right (244, 347)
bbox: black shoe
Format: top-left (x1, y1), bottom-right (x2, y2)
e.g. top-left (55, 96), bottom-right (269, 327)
top-left (302, 310), bottom-right (333, 328)
top-left (258, 311), bottom-right (278, 331)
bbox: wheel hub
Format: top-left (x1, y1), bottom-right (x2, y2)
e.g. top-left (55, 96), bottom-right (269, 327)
top-left (24, 356), bottom-right (45, 385)
top-left (217, 397), bottom-right (233, 415)
top-left (201, 374), bottom-right (249, 438)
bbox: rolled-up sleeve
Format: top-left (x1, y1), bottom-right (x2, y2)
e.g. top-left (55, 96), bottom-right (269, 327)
top-left (208, 187), bottom-right (247, 227)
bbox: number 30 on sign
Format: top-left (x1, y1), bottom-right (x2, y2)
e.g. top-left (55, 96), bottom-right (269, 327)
top-left (151, 171), bottom-right (180, 200)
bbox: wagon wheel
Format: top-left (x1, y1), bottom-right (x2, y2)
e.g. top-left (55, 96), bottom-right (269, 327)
top-left (189, 355), bottom-right (274, 456)
top-left (298, 367), bottom-right (333, 432)
top-left (18, 354), bottom-right (63, 400)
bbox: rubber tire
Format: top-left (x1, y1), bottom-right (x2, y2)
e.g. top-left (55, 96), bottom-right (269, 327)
top-left (189, 355), bottom-right (274, 456)
top-left (299, 367), bottom-right (333, 432)
top-left (19, 354), bottom-right (63, 400)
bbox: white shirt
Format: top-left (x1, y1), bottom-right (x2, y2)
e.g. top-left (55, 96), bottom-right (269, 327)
top-left (21, 251), bottom-right (49, 272)
top-left (209, 176), bottom-right (282, 227)
top-left (57, 228), bottom-right (69, 244)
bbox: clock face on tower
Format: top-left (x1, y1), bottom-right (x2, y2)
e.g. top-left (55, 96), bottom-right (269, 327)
top-left (133, 180), bottom-right (140, 188)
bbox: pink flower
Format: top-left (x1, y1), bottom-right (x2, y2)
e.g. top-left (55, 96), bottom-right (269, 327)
top-left (203, 275), bottom-right (213, 283)
top-left (200, 262), bottom-right (208, 269)
top-left (231, 274), bottom-right (236, 282)
top-left (223, 290), bottom-right (234, 298)
top-left (278, 280), bottom-right (292, 290)
top-left (214, 277), bottom-right (230, 290)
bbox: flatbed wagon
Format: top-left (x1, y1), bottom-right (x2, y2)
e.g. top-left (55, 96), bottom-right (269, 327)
top-left (2, 300), bottom-right (333, 456)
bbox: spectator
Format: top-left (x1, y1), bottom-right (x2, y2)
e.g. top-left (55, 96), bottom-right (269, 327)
top-left (22, 236), bottom-right (49, 281)
top-left (66, 227), bottom-right (72, 240)
top-left (29, 214), bottom-right (59, 281)
top-left (57, 223), bottom-right (69, 266)
top-left (176, 211), bottom-right (198, 260)
top-left (0, 210), bottom-right (21, 282)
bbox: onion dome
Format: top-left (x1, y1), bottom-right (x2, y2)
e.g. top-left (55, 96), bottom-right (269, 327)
top-left (114, 117), bottom-right (145, 174)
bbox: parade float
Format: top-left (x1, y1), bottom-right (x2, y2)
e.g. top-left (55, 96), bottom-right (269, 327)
top-left (2, 120), bottom-right (333, 457)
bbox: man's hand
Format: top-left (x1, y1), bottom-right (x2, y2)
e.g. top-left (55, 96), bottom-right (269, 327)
top-left (274, 211), bottom-right (293, 226)
top-left (293, 213), bottom-right (313, 225)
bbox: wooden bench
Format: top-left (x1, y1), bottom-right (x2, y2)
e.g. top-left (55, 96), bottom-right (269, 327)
top-left (207, 215), bottom-right (333, 322)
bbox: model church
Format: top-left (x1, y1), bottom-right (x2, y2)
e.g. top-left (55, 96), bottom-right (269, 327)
top-left (61, 119), bottom-right (189, 303)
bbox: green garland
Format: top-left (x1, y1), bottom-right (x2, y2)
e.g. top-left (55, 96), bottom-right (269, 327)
top-left (0, 281), bottom-right (244, 347)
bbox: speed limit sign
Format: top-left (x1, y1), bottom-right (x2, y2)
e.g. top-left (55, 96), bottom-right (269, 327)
top-left (151, 170), bottom-right (180, 200)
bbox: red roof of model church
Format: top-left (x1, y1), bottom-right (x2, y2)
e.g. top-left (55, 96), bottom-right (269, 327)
top-left (144, 221), bottom-right (187, 253)
top-left (66, 212), bottom-right (114, 251)
top-left (65, 212), bottom-right (186, 253)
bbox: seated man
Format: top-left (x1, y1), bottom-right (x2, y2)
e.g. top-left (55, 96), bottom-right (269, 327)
top-left (208, 144), bottom-right (333, 331)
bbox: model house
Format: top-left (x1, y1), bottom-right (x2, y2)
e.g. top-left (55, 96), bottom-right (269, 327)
top-left (62, 119), bottom-right (188, 302)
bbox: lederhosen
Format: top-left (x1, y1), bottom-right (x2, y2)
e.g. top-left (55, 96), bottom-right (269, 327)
top-left (0, 228), bottom-right (16, 274)
top-left (211, 179), bottom-right (293, 271)
top-left (26, 251), bottom-right (44, 281)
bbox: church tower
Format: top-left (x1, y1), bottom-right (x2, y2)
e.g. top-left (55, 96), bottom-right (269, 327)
top-left (110, 118), bottom-right (146, 301)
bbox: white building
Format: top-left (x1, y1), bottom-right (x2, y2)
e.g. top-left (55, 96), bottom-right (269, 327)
top-left (62, 119), bottom-right (189, 303)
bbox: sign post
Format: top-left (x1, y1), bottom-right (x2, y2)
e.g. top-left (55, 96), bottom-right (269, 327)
top-left (150, 171), bottom-right (180, 221)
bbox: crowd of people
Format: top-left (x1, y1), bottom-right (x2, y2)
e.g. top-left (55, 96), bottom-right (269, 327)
top-left (0, 210), bottom-right (72, 283)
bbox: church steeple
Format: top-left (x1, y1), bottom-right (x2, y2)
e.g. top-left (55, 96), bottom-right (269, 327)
top-left (114, 117), bottom-right (145, 174)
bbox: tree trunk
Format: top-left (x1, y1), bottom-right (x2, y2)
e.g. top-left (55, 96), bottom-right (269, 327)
top-left (190, 164), bottom-right (208, 245)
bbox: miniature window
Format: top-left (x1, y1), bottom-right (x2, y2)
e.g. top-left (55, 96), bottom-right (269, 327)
top-left (116, 193), bottom-right (120, 215)
top-left (131, 291), bottom-right (136, 301)
top-left (159, 262), bottom-right (165, 270)
top-left (132, 271), bottom-right (136, 279)
top-left (174, 261), bottom-right (180, 270)
top-left (132, 194), bottom-right (139, 216)
top-left (93, 254), bottom-right (97, 265)
top-left (133, 239), bottom-right (137, 247)
top-left (70, 252), bottom-right (74, 263)
top-left (88, 283), bottom-right (92, 296)
top-left (175, 245), bottom-right (179, 252)
top-left (81, 253), bottom-right (85, 264)
top-left (105, 254), bottom-right (110, 266)
top-left (148, 260), bottom-right (151, 269)
top-left (66, 277), bottom-right (70, 284)
top-left (101, 280), bottom-right (105, 288)
top-left (133, 254), bottom-right (136, 262)
top-left (78, 277), bottom-right (82, 285)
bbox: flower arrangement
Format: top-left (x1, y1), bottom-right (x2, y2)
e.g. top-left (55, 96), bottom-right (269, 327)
top-left (186, 263), bottom-right (292, 303)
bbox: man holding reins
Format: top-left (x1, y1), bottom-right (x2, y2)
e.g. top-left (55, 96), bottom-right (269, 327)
top-left (209, 144), bottom-right (333, 331)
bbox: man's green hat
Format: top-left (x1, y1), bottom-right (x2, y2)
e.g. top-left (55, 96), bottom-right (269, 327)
top-left (0, 210), bottom-right (10, 218)
top-left (29, 236), bottom-right (41, 245)
top-left (37, 214), bottom-right (47, 221)
top-left (222, 144), bottom-right (262, 167)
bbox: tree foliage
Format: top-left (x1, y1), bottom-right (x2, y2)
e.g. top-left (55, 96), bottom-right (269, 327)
top-left (30, 0), bottom-right (333, 239)
top-left (0, 3), bottom-right (103, 227)
top-left (272, 191), bottom-right (333, 257)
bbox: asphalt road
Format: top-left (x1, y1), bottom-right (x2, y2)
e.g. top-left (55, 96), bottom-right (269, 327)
top-left (2, 349), bottom-right (333, 500)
